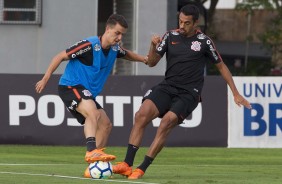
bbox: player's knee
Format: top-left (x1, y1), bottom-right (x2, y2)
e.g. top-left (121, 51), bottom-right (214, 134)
top-left (86, 110), bottom-right (101, 122)
top-left (104, 120), bottom-right (112, 131)
top-left (134, 110), bottom-right (147, 124)
top-left (160, 116), bottom-right (177, 129)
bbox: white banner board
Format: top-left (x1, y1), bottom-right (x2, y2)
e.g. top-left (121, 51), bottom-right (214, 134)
top-left (228, 77), bottom-right (282, 148)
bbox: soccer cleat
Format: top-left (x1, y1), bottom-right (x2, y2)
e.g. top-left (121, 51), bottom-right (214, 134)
top-left (128, 168), bottom-right (145, 180)
top-left (113, 162), bottom-right (132, 176)
top-left (83, 166), bottom-right (91, 178)
top-left (85, 148), bottom-right (116, 163)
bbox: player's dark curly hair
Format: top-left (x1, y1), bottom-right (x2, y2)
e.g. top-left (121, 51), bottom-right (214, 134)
top-left (106, 14), bottom-right (128, 29)
top-left (180, 4), bottom-right (200, 22)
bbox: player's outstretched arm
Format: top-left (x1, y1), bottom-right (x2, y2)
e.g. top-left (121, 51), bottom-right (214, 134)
top-left (215, 62), bottom-right (252, 109)
top-left (35, 51), bottom-right (69, 93)
top-left (123, 49), bottom-right (148, 64)
top-left (146, 35), bottom-right (162, 67)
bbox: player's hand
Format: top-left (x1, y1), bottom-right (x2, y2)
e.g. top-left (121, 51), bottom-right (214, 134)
top-left (234, 94), bottom-right (252, 109)
top-left (35, 79), bottom-right (47, 93)
top-left (144, 55), bottom-right (148, 65)
top-left (151, 35), bottom-right (161, 45)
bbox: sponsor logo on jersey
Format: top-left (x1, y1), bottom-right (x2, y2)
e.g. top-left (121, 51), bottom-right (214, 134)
top-left (68, 100), bottom-right (78, 110)
top-left (94, 44), bottom-right (101, 51)
top-left (144, 89), bottom-right (152, 97)
top-left (157, 33), bottom-right (169, 51)
top-left (171, 41), bottom-right (179, 45)
top-left (157, 47), bottom-right (162, 51)
top-left (69, 40), bottom-right (87, 49)
top-left (82, 90), bottom-right (92, 97)
top-left (206, 40), bottom-right (218, 60)
top-left (197, 33), bottom-right (206, 39)
top-left (191, 41), bottom-right (201, 51)
top-left (209, 44), bottom-right (216, 52)
top-left (71, 46), bottom-right (91, 58)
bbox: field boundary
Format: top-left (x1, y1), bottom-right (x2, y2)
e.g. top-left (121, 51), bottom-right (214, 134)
top-left (0, 171), bottom-right (160, 184)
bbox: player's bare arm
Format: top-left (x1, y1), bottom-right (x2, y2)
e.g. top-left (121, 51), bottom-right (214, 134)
top-left (35, 51), bottom-right (69, 93)
top-left (216, 62), bottom-right (252, 109)
top-left (146, 35), bottom-right (162, 67)
top-left (123, 49), bottom-right (148, 64)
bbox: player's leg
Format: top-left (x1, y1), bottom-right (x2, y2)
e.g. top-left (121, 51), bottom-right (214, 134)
top-left (76, 99), bottom-right (116, 163)
top-left (128, 92), bottom-right (199, 179)
top-left (147, 111), bottom-right (179, 158)
top-left (113, 85), bottom-right (171, 176)
top-left (128, 111), bottom-right (178, 180)
top-left (83, 108), bottom-right (114, 179)
top-left (95, 109), bottom-right (112, 149)
top-left (77, 98), bottom-right (99, 141)
top-left (113, 99), bottom-right (159, 176)
top-left (58, 86), bottom-right (115, 178)
top-left (129, 99), bottom-right (159, 146)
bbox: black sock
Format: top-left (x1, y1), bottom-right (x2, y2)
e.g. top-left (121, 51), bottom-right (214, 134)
top-left (137, 155), bottom-right (154, 172)
top-left (86, 137), bottom-right (96, 152)
top-left (124, 144), bottom-right (139, 166)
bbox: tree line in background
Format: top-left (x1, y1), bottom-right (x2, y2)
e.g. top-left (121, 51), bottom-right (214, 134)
top-left (187, 0), bottom-right (282, 76)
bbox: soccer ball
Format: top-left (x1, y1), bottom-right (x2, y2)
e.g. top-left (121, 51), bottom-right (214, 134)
top-left (89, 161), bottom-right (113, 179)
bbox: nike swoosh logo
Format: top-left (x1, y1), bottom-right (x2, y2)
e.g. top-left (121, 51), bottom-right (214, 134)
top-left (171, 41), bottom-right (179, 45)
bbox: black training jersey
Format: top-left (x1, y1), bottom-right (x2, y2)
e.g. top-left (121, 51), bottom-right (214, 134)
top-left (156, 29), bottom-right (222, 95)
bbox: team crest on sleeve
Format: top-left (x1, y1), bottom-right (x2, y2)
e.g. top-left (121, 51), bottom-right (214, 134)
top-left (191, 41), bottom-right (201, 51)
top-left (82, 90), bottom-right (92, 97)
top-left (94, 44), bottom-right (101, 51)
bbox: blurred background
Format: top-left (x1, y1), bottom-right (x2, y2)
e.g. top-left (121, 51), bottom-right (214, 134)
top-left (0, 0), bottom-right (281, 76)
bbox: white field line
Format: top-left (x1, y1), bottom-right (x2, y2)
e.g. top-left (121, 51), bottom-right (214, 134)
top-left (0, 171), bottom-right (160, 184)
top-left (0, 163), bottom-right (72, 166)
top-left (0, 163), bottom-right (279, 167)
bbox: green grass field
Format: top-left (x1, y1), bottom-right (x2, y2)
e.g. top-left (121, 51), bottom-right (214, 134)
top-left (0, 145), bottom-right (281, 184)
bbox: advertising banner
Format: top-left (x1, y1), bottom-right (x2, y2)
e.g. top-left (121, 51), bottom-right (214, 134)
top-left (1, 74), bottom-right (227, 147)
top-left (228, 77), bottom-right (282, 148)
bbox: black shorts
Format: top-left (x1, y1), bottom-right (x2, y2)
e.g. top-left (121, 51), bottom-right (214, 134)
top-left (58, 85), bottom-right (102, 125)
top-left (143, 84), bottom-right (199, 123)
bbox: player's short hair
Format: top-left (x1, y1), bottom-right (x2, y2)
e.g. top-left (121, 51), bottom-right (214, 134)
top-left (179, 4), bottom-right (200, 22)
top-left (106, 14), bottom-right (128, 29)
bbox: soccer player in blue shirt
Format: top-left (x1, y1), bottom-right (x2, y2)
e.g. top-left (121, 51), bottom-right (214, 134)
top-left (35, 14), bottom-right (147, 177)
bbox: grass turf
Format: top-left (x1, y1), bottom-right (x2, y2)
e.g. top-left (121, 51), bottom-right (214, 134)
top-left (0, 145), bottom-right (281, 184)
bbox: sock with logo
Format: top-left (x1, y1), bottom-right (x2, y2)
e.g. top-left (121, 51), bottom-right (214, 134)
top-left (86, 137), bottom-right (96, 152)
top-left (124, 144), bottom-right (139, 166)
top-left (137, 155), bottom-right (154, 172)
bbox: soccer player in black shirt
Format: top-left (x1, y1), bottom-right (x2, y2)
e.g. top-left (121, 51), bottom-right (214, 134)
top-left (113, 4), bottom-right (252, 179)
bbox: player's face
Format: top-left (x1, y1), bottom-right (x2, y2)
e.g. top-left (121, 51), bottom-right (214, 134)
top-left (106, 23), bottom-right (127, 46)
top-left (178, 12), bottom-right (198, 37)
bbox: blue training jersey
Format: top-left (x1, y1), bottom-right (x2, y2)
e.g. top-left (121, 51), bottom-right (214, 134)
top-left (59, 36), bottom-right (126, 97)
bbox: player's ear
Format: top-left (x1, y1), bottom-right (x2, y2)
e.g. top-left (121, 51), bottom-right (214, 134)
top-left (105, 25), bottom-right (110, 31)
top-left (193, 19), bottom-right (199, 27)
